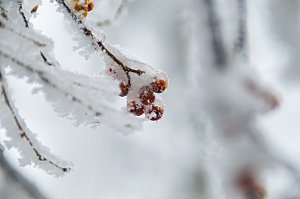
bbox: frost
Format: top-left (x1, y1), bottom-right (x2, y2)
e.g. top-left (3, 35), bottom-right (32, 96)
top-left (0, 0), bottom-right (167, 176)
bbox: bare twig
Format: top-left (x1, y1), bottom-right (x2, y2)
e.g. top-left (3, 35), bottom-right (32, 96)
top-left (0, 68), bottom-right (71, 173)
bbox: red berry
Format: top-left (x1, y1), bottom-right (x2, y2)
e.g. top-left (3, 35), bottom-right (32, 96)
top-left (139, 86), bottom-right (155, 105)
top-left (151, 79), bottom-right (167, 93)
top-left (88, 1), bottom-right (94, 11)
top-left (145, 105), bottom-right (164, 121)
top-left (127, 101), bottom-right (144, 116)
top-left (108, 67), bottom-right (116, 74)
top-left (119, 82), bottom-right (129, 97)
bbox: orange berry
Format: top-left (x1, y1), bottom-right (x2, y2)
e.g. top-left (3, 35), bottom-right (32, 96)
top-left (119, 82), bottom-right (129, 97)
top-left (145, 105), bottom-right (164, 121)
top-left (127, 101), bottom-right (144, 116)
top-left (74, 4), bottom-right (84, 12)
top-left (151, 79), bottom-right (167, 93)
top-left (31, 5), bottom-right (38, 13)
top-left (139, 86), bottom-right (155, 105)
top-left (88, 2), bottom-right (94, 11)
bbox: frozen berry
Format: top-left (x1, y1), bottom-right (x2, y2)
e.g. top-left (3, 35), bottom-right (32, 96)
top-left (145, 105), bottom-right (164, 121)
top-left (119, 82), bottom-right (129, 97)
top-left (127, 101), bottom-right (144, 116)
top-left (151, 79), bottom-right (167, 93)
top-left (88, 1), bottom-right (94, 11)
top-left (139, 86), bottom-right (155, 105)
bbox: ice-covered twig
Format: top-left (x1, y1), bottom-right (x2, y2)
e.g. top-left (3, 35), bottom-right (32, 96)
top-left (0, 69), bottom-right (71, 175)
top-left (55, 0), bottom-right (145, 88)
top-left (15, 1), bottom-right (54, 67)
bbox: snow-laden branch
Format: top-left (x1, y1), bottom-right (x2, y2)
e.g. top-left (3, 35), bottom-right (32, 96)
top-left (0, 69), bottom-right (72, 176)
top-left (54, 0), bottom-right (168, 121)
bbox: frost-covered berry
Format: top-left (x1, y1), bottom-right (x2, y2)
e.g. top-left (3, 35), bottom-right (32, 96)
top-left (139, 86), bottom-right (155, 105)
top-left (127, 101), bottom-right (144, 116)
top-left (145, 105), bottom-right (164, 121)
top-left (151, 79), bottom-right (168, 93)
top-left (119, 82), bottom-right (129, 97)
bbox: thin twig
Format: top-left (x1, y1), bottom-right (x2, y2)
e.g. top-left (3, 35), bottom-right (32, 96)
top-left (0, 69), bottom-right (70, 173)
top-left (203, 0), bottom-right (228, 69)
top-left (15, 1), bottom-right (53, 66)
top-left (18, 0), bottom-right (29, 28)
top-left (40, 51), bottom-right (53, 66)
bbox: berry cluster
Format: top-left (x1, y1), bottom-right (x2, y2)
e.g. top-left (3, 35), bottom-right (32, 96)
top-left (107, 66), bottom-right (167, 121)
top-left (125, 79), bottom-right (167, 121)
top-left (71, 0), bottom-right (94, 18)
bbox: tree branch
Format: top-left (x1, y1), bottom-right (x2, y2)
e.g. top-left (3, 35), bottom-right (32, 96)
top-left (55, 0), bottom-right (145, 88)
top-left (0, 68), bottom-right (71, 173)
top-left (0, 50), bottom-right (104, 117)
